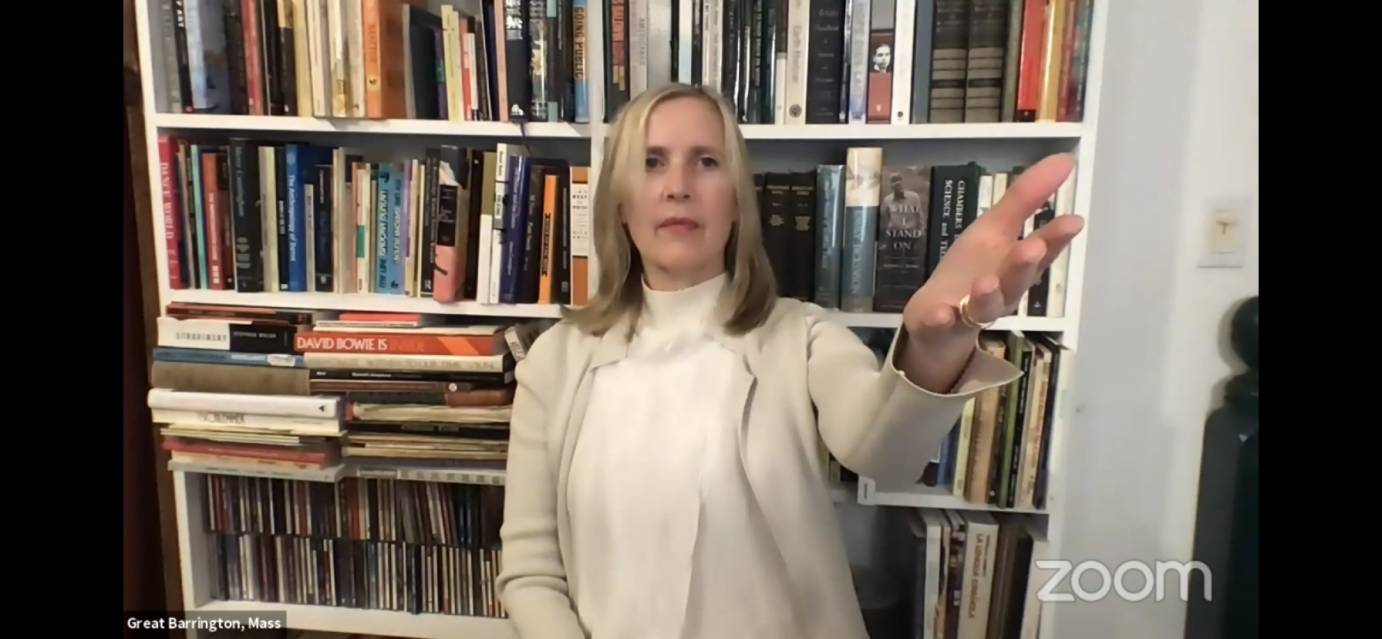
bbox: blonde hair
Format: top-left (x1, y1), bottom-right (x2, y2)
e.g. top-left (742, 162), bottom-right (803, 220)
top-left (561, 84), bottom-right (777, 337)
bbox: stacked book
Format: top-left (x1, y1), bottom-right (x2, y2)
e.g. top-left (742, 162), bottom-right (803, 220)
top-left (296, 312), bottom-right (533, 472)
top-left (903, 510), bottom-right (1049, 639)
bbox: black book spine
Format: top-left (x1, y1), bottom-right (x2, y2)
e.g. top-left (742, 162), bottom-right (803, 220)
top-left (760, 0), bottom-right (777, 123)
top-left (747, 0), bottom-right (765, 122)
top-left (217, 150), bottom-right (237, 289)
top-left (275, 145), bottom-right (290, 290)
top-left (314, 164), bottom-right (334, 292)
top-left (463, 152), bottom-right (485, 300)
top-left (557, 0), bottom-right (574, 121)
top-left (260, 0), bottom-right (282, 115)
top-left (722, 0), bottom-right (740, 117)
top-left (787, 171), bottom-right (816, 299)
top-left (518, 163), bottom-right (547, 303)
top-left (691, 0), bottom-right (703, 86)
top-left (1025, 194), bottom-right (1056, 315)
top-left (528, 0), bottom-right (550, 121)
top-left (420, 152), bottom-right (441, 296)
top-left (762, 173), bottom-right (792, 294)
top-left (556, 166), bottom-right (570, 304)
top-left (173, 0), bottom-right (194, 112)
top-left (670, 0), bottom-right (679, 81)
top-left (738, 0), bottom-right (753, 119)
top-left (481, 3), bottom-right (501, 120)
top-left (225, 323), bottom-right (298, 353)
top-left (874, 166), bottom-right (931, 312)
top-left (1032, 338), bottom-right (1061, 508)
top-left (504, 0), bottom-right (531, 120)
top-left (309, 369), bottom-right (513, 384)
top-left (926, 163), bottom-right (979, 276)
top-left (805, 0), bottom-right (846, 123)
top-left (180, 142), bottom-right (200, 286)
top-left (605, 0), bottom-right (628, 121)
top-left (222, 0), bottom-right (249, 114)
top-left (276, 0), bottom-right (297, 115)
top-left (409, 8), bottom-right (442, 120)
top-left (1004, 345), bottom-right (1032, 508)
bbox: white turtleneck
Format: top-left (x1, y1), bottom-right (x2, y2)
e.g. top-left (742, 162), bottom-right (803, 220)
top-left (566, 272), bottom-right (799, 639)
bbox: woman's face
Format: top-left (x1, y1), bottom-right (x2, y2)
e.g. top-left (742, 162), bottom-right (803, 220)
top-left (623, 96), bottom-right (738, 288)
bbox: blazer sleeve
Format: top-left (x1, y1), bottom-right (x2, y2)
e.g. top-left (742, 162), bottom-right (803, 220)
top-left (495, 327), bottom-right (587, 639)
top-left (805, 308), bottom-right (1022, 486)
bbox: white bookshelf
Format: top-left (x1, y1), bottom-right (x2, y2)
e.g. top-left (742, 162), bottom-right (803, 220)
top-left (135, 2), bottom-right (1107, 638)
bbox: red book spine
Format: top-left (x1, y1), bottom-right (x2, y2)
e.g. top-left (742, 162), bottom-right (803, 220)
top-left (158, 135), bottom-right (186, 289)
top-left (1016, 0), bottom-right (1047, 120)
top-left (458, 19), bottom-right (474, 120)
top-left (242, 0), bottom-right (264, 115)
top-left (1055, 0), bottom-right (1079, 121)
top-left (294, 330), bottom-right (503, 355)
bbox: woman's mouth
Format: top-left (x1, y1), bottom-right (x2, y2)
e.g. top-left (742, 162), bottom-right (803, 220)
top-left (658, 217), bottom-right (700, 232)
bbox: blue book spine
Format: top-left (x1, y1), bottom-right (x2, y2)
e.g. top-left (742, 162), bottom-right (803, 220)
top-left (389, 165), bottom-right (406, 294)
top-left (573, 0), bottom-right (589, 122)
top-left (191, 144), bottom-right (209, 289)
top-left (375, 164), bottom-right (393, 293)
top-left (815, 166), bottom-right (845, 308)
top-left (500, 157), bottom-right (530, 304)
top-left (286, 145), bottom-right (307, 291)
top-left (152, 347), bottom-right (305, 368)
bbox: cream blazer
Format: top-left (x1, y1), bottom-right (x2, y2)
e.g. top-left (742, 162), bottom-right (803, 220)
top-left (496, 297), bottom-right (1022, 638)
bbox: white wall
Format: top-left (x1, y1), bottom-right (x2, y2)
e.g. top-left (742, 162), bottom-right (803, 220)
top-left (1053, 0), bottom-right (1258, 637)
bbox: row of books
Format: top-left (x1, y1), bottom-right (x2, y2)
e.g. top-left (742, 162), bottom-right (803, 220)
top-left (150, 305), bottom-right (538, 479)
top-left (928, 331), bottom-right (1062, 509)
top-left (605, 0), bottom-right (1092, 124)
top-left (157, 135), bottom-right (593, 307)
top-left (206, 476), bottom-right (506, 617)
top-left (786, 147), bottom-right (1072, 315)
top-left (902, 509), bottom-right (1048, 639)
top-left (156, 0), bottom-right (589, 123)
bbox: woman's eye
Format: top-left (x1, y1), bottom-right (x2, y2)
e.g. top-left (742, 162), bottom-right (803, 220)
top-left (699, 156), bottom-right (720, 169)
top-left (645, 156), bottom-right (662, 170)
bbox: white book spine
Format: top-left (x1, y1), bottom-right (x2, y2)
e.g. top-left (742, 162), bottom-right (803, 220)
top-left (465, 32), bottom-right (480, 121)
top-left (784, 0), bottom-right (810, 124)
top-left (678, 0), bottom-right (693, 84)
top-left (148, 388), bottom-right (341, 418)
top-left (1047, 174), bottom-right (1076, 317)
top-left (292, 0), bottom-right (313, 117)
top-left (332, 148), bottom-right (352, 292)
top-left (891, 0), bottom-right (917, 123)
top-left (328, 0), bottom-right (350, 116)
top-left (260, 147), bottom-right (279, 288)
top-left (647, 0), bottom-right (672, 88)
top-left (629, 0), bottom-right (649, 95)
top-left (306, 0), bottom-right (328, 116)
top-left (1019, 526), bottom-right (1052, 639)
top-left (443, 7), bottom-right (463, 121)
top-left (157, 316), bottom-right (234, 351)
top-left (952, 398), bottom-right (975, 497)
top-left (570, 174), bottom-right (591, 267)
top-left (356, 164), bottom-right (370, 292)
top-left (847, 0), bottom-right (872, 123)
top-left (703, 0), bottom-right (722, 93)
top-left (346, 0), bottom-right (366, 117)
top-left (152, 409), bottom-right (341, 434)
top-left (920, 510), bottom-right (944, 639)
top-left (476, 178), bottom-right (495, 306)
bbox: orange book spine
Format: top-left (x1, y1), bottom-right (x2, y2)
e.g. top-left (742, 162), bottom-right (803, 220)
top-left (458, 18), bottom-right (474, 120)
top-left (570, 167), bottom-right (590, 305)
top-left (294, 331), bottom-right (505, 355)
top-left (363, 0), bottom-right (383, 117)
top-left (1055, 0), bottom-right (1079, 121)
top-left (164, 438), bottom-right (331, 465)
top-left (242, 0), bottom-right (264, 115)
top-left (1015, 0), bottom-right (1047, 121)
top-left (538, 174), bottom-right (557, 304)
top-left (201, 151), bottom-right (227, 290)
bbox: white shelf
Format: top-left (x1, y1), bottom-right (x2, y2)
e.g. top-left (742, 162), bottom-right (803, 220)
top-left (166, 288), bottom-right (566, 319)
top-left (739, 122), bottom-right (1084, 141)
top-left (858, 478), bottom-right (1048, 515)
top-left (191, 600), bottom-right (514, 639)
top-left (825, 311), bottom-right (1069, 332)
top-left (149, 113), bottom-right (590, 139)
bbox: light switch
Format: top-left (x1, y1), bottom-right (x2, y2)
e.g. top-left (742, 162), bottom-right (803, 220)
top-left (1199, 201), bottom-right (1250, 268)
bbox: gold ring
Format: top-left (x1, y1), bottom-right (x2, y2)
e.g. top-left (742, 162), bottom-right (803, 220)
top-left (958, 295), bottom-right (996, 330)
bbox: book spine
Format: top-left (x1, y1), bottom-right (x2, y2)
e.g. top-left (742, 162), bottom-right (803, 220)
top-left (230, 141), bottom-right (265, 292)
top-left (999, 0), bottom-right (1021, 121)
top-left (149, 387), bottom-right (339, 417)
top-left (391, 164), bottom-right (407, 294)
top-left (295, 332), bottom-right (505, 356)
top-left (677, 0), bottom-right (693, 83)
top-left (204, 151), bottom-right (229, 290)
top-left (519, 164), bottom-right (548, 302)
top-left (1064, 0), bottom-right (1092, 121)
top-left (315, 165), bottom-right (334, 291)
top-left (190, 145), bottom-right (211, 288)
top-left (327, 0), bottom-right (348, 115)
top-left (557, 0), bottom-right (574, 122)
top-left (286, 145), bottom-right (308, 291)
top-left (889, 0), bottom-right (915, 124)
top-left (153, 346), bottom-right (305, 367)
top-left (628, 0), bottom-right (648, 96)
top-left (223, 0), bottom-right (249, 114)
top-left (191, 0), bottom-right (234, 112)
top-left (573, 0), bottom-right (589, 122)
top-left (702, 0), bottom-right (721, 94)
top-left (1014, 0), bottom-right (1043, 121)
top-left (375, 164), bottom-right (391, 292)
top-left (500, 157), bottom-right (530, 303)
top-left (814, 165), bottom-right (843, 308)
top-left (865, 0), bottom-right (894, 122)
top-left (304, 352), bottom-right (513, 373)
top-left (159, 1), bottom-right (184, 112)
top-left (173, 1), bottom-right (195, 111)
top-left (928, 0), bottom-right (968, 123)
top-left (692, 0), bottom-right (703, 86)
top-left (433, 181), bottom-right (463, 302)
top-left (156, 317), bottom-right (298, 353)
top-left (569, 166), bottom-right (590, 305)
top-left (762, 174), bottom-right (791, 292)
top-left (260, 0), bottom-right (282, 115)
top-left (787, 171), bottom-right (816, 299)
top-left (258, 147), bottom-right (278, 289)
top-left (554, 168), bottom-right (570, 303)
top-left (804, 0), bottom-right (845, 123)
top-left (721, 0), bottom-right (741, 115)
top-left (241, 0), bottom-right (265, 114)
top-left (305, 0), bottom-right (329, 116)
top-left (910, 0), bottom-right (935, 122)
top-left (159, 136), bottom-right (188, 289)
top-left (463, 152), bottom-right (485, 300)
top-left (362, 0), bottom-right (383, 116)
top-left (346, 0), bottom-right (366, 115)
top-left (606, 0), bottom-right (628, 120)
top-left (1036, 0), bottom-right (1067, 121)
top-left (528, 0), bottom-right (551, 121)
top-left (963, 0), bottom-right (1007, 122)
top-left (504, 0), bottom-right (531, 120)
top-left (845, 0), bottom-right (869, 123)
top-left (277, 0), bottom-right (298, 115)
top-left (927, 164), bottom-right (975, 275)
top-left (419, 154), bottom-right (440, 296)
top-left (842, 147), bottom-right (880, 312)
top-left (646, 0), bottom-right (672, 89)
top-left (875, 166), bottom-right (931, 312)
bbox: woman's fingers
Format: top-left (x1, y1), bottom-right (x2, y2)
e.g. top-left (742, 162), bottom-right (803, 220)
top-left (1028, 214), bottom-right (1086, 271)
top-left (980, 154), bottom-right (1076, 236)
top-left (966, 275), bottom-right (1007, 325)
top-left (997, 236), bottom-right (1047, 306)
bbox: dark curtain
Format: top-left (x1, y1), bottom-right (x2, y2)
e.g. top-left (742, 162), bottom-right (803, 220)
top-left (124, 109), bottom-right (166, 616)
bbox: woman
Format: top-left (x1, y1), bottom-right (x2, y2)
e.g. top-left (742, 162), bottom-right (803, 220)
top-left (496, 84), bottom-right (1084, 638)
